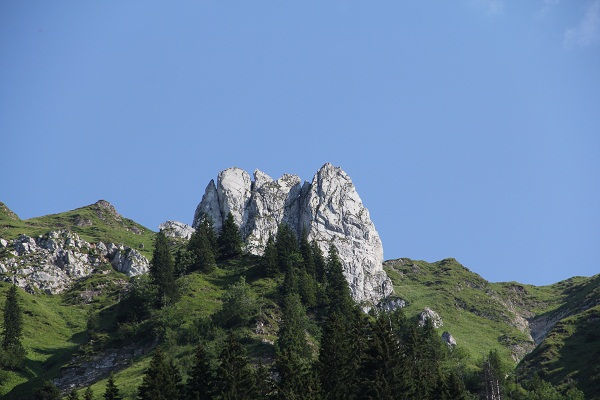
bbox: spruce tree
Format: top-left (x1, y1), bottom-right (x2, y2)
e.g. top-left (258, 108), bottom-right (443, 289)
top-left (275, 224), bottom-right (298, 272)
top-left (150, 232), bottom-right (177, 306)
top-left (299, 229), bottom-right (315, 277)
top-left (261, 235), bottom-right (279, 277)
top-left (215, 333), bottom-right (256, 400)
top-left (34, 381), bottom-right (61, 400)
top-left (310, 241), bottom-right (326, 283)
top-left (83, 387), bottom-right (94, 400)
top-left (254, 362), bottom-right (274, 399)
top-left (186, 343), bottom-right (214, 400)
top-left (104, 374), bottom-right (122, 400)
top-left (298, 270), bottom-right (317, 308)
top-left (324, 244), bottom-right (354, 316)
top-left (66, 389), bottom-right (80, 400)
top-left (1, 284), bottom-right (25, 368)
top-left (188, 227), bottom-right (217, 273)
top-left (137, 348), bottom-right (182, 400)
top-left (275, 293), bottom-right (310, 394)
top-left (218, 212), bottom-right (242, 259)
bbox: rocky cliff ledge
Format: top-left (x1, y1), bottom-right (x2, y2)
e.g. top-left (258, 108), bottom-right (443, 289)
top-left (192, 163), bottom-right (392, 304)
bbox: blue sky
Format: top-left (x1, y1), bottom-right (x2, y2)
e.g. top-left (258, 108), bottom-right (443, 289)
top-left (1, 1), bottom-right (598, 285)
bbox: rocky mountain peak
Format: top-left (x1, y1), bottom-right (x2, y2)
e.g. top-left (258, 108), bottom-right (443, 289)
top-left (193, 163), bottom-right (392, 304)
top-left (0, 201), bottom-right (19, 220)
top-left (93, 200), bottom-right (119, 216)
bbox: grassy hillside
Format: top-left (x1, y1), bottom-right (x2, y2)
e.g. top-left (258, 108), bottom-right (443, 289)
top-left (0, 200), bottom-right (155, 258)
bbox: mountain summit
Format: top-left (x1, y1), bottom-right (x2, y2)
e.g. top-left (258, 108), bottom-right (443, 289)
top-left (193, 163), bottom-right (392, 304)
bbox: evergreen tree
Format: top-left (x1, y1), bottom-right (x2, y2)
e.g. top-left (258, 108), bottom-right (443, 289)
top-left (324, 244), bottom-right (354, 316)
top-left (104, 374), bottom-right (122, 400)
top-left (275, 293), bottom-right (312, 398)
top-left (34, 381), bottom-right (61, 400)
top-left (174, 247), bottom-right (194, 277)
top-left (66, 389), bottom-right (80, 400)
top-left (275, 224), bottom-right (298, 272)
top-left (298, 270), bottom-right (317, 308)
top-left (83, 387), bottom-right (94, 400)
top-left (480, 349), bottom-right (507, 400)
top-left (215, 333), bottom-right (256, 400)
top-left (261, 235), bottom-right (279, 277)
top-left (199, 214), bottom-right (218, 255)
top-left (310, 241), bottom-right (326, 283)
top-left (1, 284), bottom-right (25, 368)
top-left (255, 362), bottom-right (274, 399)
top-left (137, 348), bottom-right (182, 400)
top-left (186, 343), bottom-right (214, 400)
top-left (150, 232), bottom-right (177, 306)
top-left (299, 229), bottom-right (315, 277)
top-left (188, 227), bottom-right (217, 273)
top-left (217, 276), bottom-right (258, 328)
top-left (218, 213), bottom-right (242, 259)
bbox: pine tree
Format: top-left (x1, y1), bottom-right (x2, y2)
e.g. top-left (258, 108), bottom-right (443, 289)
top-left (150, 232), bottom-right (177, 306)
top-left (33, 381), bottom-right (61, 400)
top-left (66, 389), bottom-right (80, 400)
top-left (137, 348), bottom-right (182, 400)
top-left (324, 244), bottom-right (354, 316)
top-left (310, 241), bottom-right (326, 283)
top-left (275, 293), bottom-right (312, 398)
top-left (218, 212), bottom-right (242, 259)
top-left (254, 362), bottom-right (274, 399)
top-left (261, 235), bottom-right (279, 277)
top-left (1, 284), bottom-right (25, 368)
top-left (104, 374), bottom-right (122, 400)
top-left (215, 333), bottom-right (256, 400)
top-left (186, 343), bottom-right (214, 400)
top-left (83, 387), bottom-right (94, 400)
top-left (188, 227), bottom-right (217, 273)
top-left (298, 270), bottom-right (317, 308)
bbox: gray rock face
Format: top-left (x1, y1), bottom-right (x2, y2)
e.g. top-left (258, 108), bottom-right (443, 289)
top-left (418, 307), bottom-right (443, 328)
top-left (442, 331), bottom-right (457, 347)
top-left (377, 297), bottom-right (407, 312)
top-left (0, 230), bottom-right (149, 294)
top-left (193, 163), bottom-right (393, 304)
top-left (159, 220), bottom-right (195, 240)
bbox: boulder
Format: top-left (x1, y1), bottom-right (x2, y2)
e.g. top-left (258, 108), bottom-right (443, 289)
top-left (442, 331), bottom-right (457, 347)
top-left (419, 307), bottom-right (443, 328)
top-left (159, 220), bottom-right (195, 240)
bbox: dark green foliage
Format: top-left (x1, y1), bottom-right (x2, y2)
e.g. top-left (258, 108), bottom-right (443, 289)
top-left (281, 253), bottom-right (301, 296)
top-left (275, 293), bottom-right (312, 398)
top-left (116, 275), bottom-right (155, 323)
top-left (310, 241), bottom-right (326, 282)
top-left (254, 362), bottom-right (274, 399)
top-left (33, 381), bottom-right (60, 400)
top-left (216, 277), bottom-right (258, 328)
top-left (84, 387), bottom-right (94, 400)
top-left (324, 244), bottom-right (354, 316)
top-left (186, 343), bottom-right (214, 400)
top-left (215, 333), bottom-right (256, 400)
top-left (66, 389), bottom-right (80, 400)
top-left (218, 213), bottom-right (242, 259)
top-left (298, 270), bottom-right (317, 308)
top-left (1, 285), bottom-right (25, 369)
top-left (137, 348), bottom-right (182, 400)
top-left (188, 215), bottom-right (218, 273)
top-left (275, 224), bottom-right (298, 272)
top-left (104, 374), bottom-right (122, 400)
top-left (261, 235), bottom-right (279, 277)
top-left (174, 247), bottom-right (194, 277)
top-left (299, 229), bottom-right (315, 278)
top-left (150, 232), bottom-right (177, 306)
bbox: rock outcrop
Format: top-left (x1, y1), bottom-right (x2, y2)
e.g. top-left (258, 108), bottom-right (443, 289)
top-left (418, 307), bottom-right (443, 328)
top-left (193, 163), bottom-right (392, 304)
top-left (0, 230), bottom-right (149, 294)
top-left (159, 220), bottom-right (195, 240)
top-left (442, 331), bottom-right (457, 347)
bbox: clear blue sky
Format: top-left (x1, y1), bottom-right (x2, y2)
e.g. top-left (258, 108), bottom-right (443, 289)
top-left (1, 1), bottom-right (599, 285)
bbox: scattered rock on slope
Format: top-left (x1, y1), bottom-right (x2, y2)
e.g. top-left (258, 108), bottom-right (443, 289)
top-left (419, 307), bottom-right (443, 328)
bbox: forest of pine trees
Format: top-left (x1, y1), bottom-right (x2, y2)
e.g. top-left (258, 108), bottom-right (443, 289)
top-left (8, 214), bottom-right (585, 399)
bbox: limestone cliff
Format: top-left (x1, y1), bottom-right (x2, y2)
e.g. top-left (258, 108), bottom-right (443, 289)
top-left (193, 163), bottom-right (392, 304)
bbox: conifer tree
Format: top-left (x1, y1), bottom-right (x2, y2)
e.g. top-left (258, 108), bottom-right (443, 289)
top-left (218, 212), bottom-right (242, 259)
top-left (215, 333), bottom-right (256, 400)
top-left (104, 374), bottom-right (122, 400)
top-left (299, 229), bottom-right (316, 277)
top-left (137, 348), bottom-right (182, 400)
top-left (275, 293), bottom-right (312, 398)
top-left (186, 343), bottom-right (214, 400)
top-left (1, 284), bottom-right (25, 368)
top-left (275, 224), bottom-right (298, 272)
top-left (254, 362), bottom-right (274, 399)
top-left (324, 244), bottom-right (354, 316)
top-left (298, 270), bottom-right (317, 308)
top-left (261, 235), bottom-right (279, 277)
top-left (66, 389), bottom-right (80, 400)
top-left (188, 226), bottom-right (217, 273)
top-left (150, 232), bottom-right (177, 306)
top-left (310, 241), bottom-right (326, 283)
top-left (33, 381), bottom-right (61, 400)
top-left (83, 387), bottom-right (94, 400)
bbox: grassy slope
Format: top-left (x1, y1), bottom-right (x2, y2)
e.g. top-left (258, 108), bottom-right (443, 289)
top-left (0, 200), bottom-right (155, 259)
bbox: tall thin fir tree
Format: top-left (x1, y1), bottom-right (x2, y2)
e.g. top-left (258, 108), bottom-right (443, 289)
top-left (188, 225), bottom-right (217, 273)
top-left (66, 389), bottom-right (80, 400)
top-left (275, 224), bottom-right (298, 272)
top-left (310, 241), bottom-right (326, 283)
top-left (261, 235), bottom-right (279, 277)
top-left (104, 374), bottom-right (122, 400)
top-left (83, 387), bottom-right (94, 400)
top-left (186, 343), bottom-right (214, 400)
top-left (218, 212), bottom-right (242, 259)
top-left (299, 229), bottom-right (316, 277)
top-left (215, 333), bottom-right (256, 400)
top-left (150, 231), bottom-right (177, 306)
top-left (2, 284), bottom-right (25, 367)
top-left (137, 348), bottom-right (182, 400)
